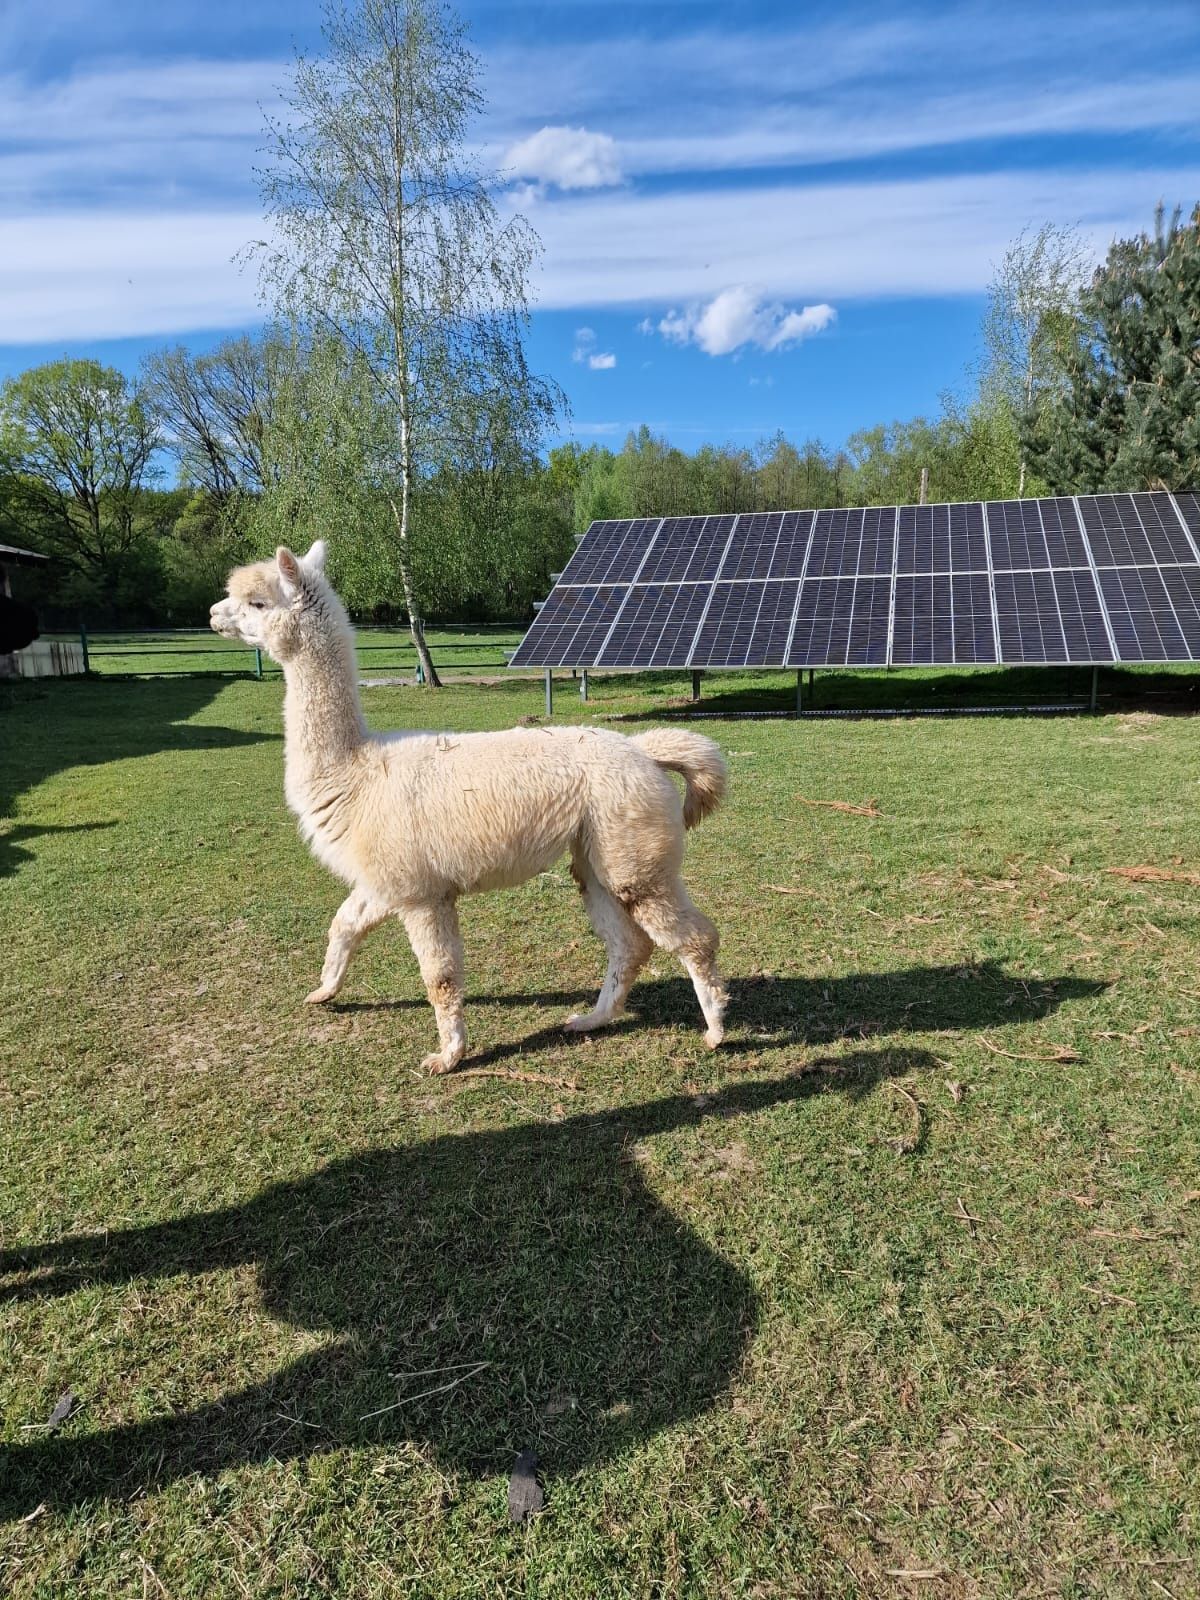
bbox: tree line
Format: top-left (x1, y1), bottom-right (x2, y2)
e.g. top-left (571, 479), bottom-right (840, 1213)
top-left (1, 0), bottom-right (1197, 674)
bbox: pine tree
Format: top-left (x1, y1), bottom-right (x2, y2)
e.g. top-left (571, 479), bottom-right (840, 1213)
top-left (1029, 203), bottom-right (1200, 492)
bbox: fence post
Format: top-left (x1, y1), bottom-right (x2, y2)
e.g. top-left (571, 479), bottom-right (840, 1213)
top-left (255, 647), bottom-right (264, 680)
top-left (580, 669), bottom-right (589, 701)
top-left (79, 621), bottom-right (90, 674)
top-left (544, 668), bottom-right (554, 717)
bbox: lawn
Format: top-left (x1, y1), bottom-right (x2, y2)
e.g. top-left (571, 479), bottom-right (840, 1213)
top-left (1, 669), bottom-right (1198, 1598)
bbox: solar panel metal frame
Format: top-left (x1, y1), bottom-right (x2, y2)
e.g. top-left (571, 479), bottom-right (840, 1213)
top-left (511, 491), bottom-right (1200, 672)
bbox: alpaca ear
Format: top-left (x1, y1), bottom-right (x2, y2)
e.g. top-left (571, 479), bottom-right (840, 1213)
top-left (276, 547), bottom-right (304, 599)
top-left (302, 539), bottom-right (327, 577)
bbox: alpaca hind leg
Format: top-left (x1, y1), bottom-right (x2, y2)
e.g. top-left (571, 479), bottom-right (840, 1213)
top-left (402, 901), bottom-right (467, 1075)
top-left (306, 889), bottom-right (391, 1004)
top-left (630, 880), bottom-right (727, 1048)
top-left (564, 871), bottom-right (653, 1034)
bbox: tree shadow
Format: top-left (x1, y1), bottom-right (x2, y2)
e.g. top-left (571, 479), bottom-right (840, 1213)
top-left (334, 962), bottom-right (1105, 1068)
top-left (0, 678), bottom-right (276, 877)
top-left (1, 1057), bottom-right (935, 1520)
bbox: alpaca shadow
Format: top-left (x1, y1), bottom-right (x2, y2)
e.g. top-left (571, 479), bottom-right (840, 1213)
top-left (1, 1058), bottom-right (926, 1520)
top-left (335, 962), bottom-right (1104, 1069)
top-left (0, 677), bottom-right (277, 877)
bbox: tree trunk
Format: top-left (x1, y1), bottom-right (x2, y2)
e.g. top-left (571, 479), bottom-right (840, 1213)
top-left (388, 487), bottom-right (441, 687)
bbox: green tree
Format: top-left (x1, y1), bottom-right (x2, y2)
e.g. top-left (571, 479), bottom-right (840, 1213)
top-left (252, 0), bottom-right (561, 683)
top-left (1029, 203), bottom-right (1200, 492)
top-left (982, 222), bottom-right (1091, 495)
top-left (0, 359), bottom-right (160, 605)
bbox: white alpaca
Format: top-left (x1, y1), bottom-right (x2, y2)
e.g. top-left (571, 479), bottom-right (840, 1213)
top-left (210, 543), bottom-right (729, 1073)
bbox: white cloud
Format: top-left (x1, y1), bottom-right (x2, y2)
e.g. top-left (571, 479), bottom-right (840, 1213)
top-left (572, 325), bottom-right (616, 369)
top-left (513, 168), bottom-right (1200, 309)
top-left (651, 288), bottom-right (835, 357)
top-left (503, 125), bottom-right (622, 191)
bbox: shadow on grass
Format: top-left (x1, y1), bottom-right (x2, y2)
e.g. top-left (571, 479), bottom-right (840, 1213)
top-left (0, 677), bottom-right (276, 877)
top-left (1, 1058), bottom-right (931, 1519)
top-left (332, 962), bottom-right (1105, 1068)
top-left (597, 664), bottom-right (1200, 721)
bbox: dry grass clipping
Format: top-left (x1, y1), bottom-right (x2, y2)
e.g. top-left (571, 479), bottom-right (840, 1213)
top-left (796, 795), bottom-right (883, 818)
top-left (1107, 865), bottom-right (1200, 888)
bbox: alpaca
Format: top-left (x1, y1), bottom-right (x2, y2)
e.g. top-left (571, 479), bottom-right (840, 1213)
top-left (210, 542), bottom-right (729, 1073)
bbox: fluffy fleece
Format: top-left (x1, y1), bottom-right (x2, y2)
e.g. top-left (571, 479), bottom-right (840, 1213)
top-left (210, 543), bottom-right (728, 1072)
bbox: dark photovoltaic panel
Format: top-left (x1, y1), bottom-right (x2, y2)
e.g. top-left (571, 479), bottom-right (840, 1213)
top-left (787, 577), bottom-right (891, 666)
top-left (804, 507), bottom-right (896, 577)
top-left (512, 492), bottom-right (1200, 671)
top-left (596, 584), bottom-right (711, 668)
top-left (716, 511), bottom-right (815, 580)
top-left (993, 570), bottom-right (1113, 664)
top-left (987, 497), bottom-right (1089, 570)
top-left (556, 517), bottom-right (661, 585)
top-left (636, 515), bottom-right (735, 584)
top-left (896, 503), bottom-right (988, 574)
top-left (892, 574), bottom-right (997, 665)
top-left (689, 580), bottom-right (801, 667)
top-left (1098, 566), bottom-right (1200, 661)
top-left (1077, 494), bottom-right (1197, 566)
top-left (508, 585), bottom-right (626, 668)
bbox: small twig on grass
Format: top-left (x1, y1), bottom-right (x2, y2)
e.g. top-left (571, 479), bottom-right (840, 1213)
top-left (360, 1361), bottom-right (491, 1420)
top-left (764, 883), bottom-right (807, 896)
top-left (888, 1083), bottom-right (924, 1154)
top-left (952, 1197), bottom-right (981, 1237)
top-left (797, 795), bottom-right (883, 817)
top-left (979, 1036), bottom-right (1082, 1063)
top-left (1083, 1284), bottom-right (1137, 1308)
top-left (1107, 864), bottom-right (1200, 887)
top-left (885, 1570), bottom-right (944, 1582)
top-left (454, 1068), bottom-right (581, 1091)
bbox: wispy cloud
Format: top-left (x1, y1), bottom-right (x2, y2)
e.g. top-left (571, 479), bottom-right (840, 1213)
top-left (647, 289), bottom-right (835, 357)
top-left (571, 325), bottom-right (617, 370)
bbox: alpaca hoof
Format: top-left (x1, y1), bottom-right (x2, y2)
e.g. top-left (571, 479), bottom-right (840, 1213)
top-left (422, 1052), bottom-right (456, 1076)
top-left (704, 1025), bottom-right (724, 1050)
top-left (563, 1010), bottom-right (611, 1033)
top-left (305, 986), bottom-right (336, 1005)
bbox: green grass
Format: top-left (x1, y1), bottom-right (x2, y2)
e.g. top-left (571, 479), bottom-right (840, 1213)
top-left (45, 626), bottom-right (525, 679)
top-left (1, 671), bottom-right (1199, 1597)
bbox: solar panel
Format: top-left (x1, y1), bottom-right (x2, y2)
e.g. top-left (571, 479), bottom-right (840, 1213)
top-left (1077, 494), bottom-right (1196, 566)
top-left (1098, 566), bottom-right (1200, 660)
top-left (508, 584), bottom-right (627, 668)
top-left (557, 518), bottom-right (662, 585)
top-left (689, 580), bottom-right (800, 667)
top-left (993, 569), bottom-right (1113, 663)
top-left (596, 583), bottom-right (711, 668)
top-left (892, 573), bottom-right (997, 665)
top-left (787, 577), bottom-right (891, 666)
top-left (636, 515), bottom-right (735, 584)
top-left (511, 491), bottom-right (1200, 673)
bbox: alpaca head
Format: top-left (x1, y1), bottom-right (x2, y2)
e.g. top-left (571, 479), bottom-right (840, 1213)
top-left (210, 541), bottom-right (348, 663)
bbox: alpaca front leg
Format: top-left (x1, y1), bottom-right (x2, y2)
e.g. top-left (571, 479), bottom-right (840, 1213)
top-left (402, 902), bottom-right (467, 1075)
top-left (306, 890), bottom-right (391, 1004)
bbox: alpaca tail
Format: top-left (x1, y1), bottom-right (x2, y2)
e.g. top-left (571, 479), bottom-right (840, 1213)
top-left (631, 729), bottom-right (728, 829)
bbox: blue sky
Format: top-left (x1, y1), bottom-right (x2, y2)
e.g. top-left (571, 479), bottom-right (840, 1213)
top-left (2, 0), bottom-right (1199, 452)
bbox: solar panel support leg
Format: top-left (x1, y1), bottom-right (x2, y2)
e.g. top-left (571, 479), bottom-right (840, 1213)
top-left (580, 669), bottom-right (589, 702)
top-left (796, 671), bottom-right (803, 714)
top-left (808, 669), bottom-right (815, 705)
top-left (545, 668), bottom-right (553, 718)
top-left (1090, 665), bottom-right (1099, 713)
top-left (691, 670), bottom-right (701, 703)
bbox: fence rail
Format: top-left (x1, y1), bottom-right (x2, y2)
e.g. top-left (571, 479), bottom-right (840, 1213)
top-left (46, 624), bottom-right (525, 680)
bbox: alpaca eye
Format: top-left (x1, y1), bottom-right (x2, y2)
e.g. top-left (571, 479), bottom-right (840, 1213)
top-left (250, 600), bottom-right (267, 609)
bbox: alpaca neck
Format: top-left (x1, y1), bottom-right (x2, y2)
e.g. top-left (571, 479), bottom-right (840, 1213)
top-left (281, 627), bottom-right (366, 793)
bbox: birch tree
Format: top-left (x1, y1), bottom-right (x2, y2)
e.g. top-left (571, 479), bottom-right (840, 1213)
top-left (253, 0), bottom-right (558, 684)
top-left (982, 222), bottom-right (1092, 495)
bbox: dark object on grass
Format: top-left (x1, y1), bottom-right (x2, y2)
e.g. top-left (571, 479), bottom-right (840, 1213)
top-left (46, 1391), bottom-right (76, 1431)
top-left (0, 596), bottom-right (39, 655)
top-left (507, 1448), bottom-right (544, 1523)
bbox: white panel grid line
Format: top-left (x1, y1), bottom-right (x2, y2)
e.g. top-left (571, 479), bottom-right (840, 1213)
top-left (1167, 492), bottom-right (1200, 563)
top-left (980, 500), bottom-right (1004, 668)
top-left (781, 512), bottom-right (820, 665)
top-left (885, 504), bottom-right (900, 665)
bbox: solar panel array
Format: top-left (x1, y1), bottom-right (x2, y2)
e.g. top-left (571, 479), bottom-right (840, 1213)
top-left (510, 493), bottom-right (1200, 670)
